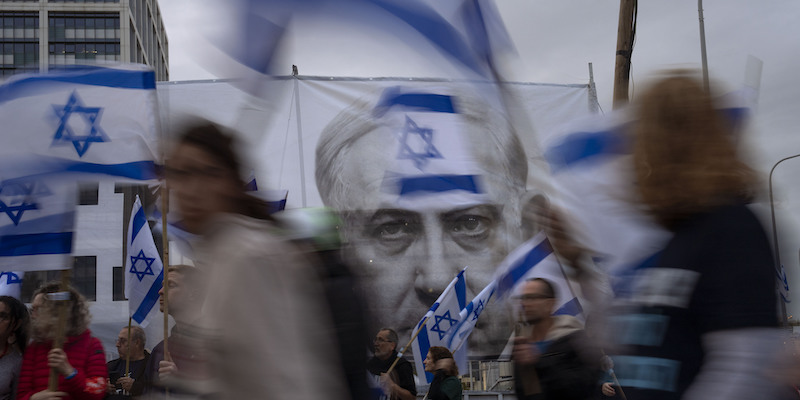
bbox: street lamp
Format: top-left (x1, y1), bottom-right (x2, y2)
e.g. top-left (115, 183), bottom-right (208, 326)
top-left (769, 153), bottom-right (800, 327)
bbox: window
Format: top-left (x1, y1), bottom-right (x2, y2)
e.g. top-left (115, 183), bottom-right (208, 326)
top-left (0, 12), bottom-right (39, 78)
top-left (78, 182), bottom-right (99, 205)
top-left (112, 266), bottom-right (126, 301)
top-left (48, 13), bottom-right (120, 67)
top-left (72, 256), bottom-right (97, 301)
top-left (21, 256), bottom-right (97, 302)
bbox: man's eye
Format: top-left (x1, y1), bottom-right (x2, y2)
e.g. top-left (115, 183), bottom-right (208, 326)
top-left (451, 216), bottom-right (482, 233)
top-left (374, 220), bottom-right (415, 240)
top-left (450, 215), bottom-right (489, 234)
top-left (446, 214), bottom-right (495, 246)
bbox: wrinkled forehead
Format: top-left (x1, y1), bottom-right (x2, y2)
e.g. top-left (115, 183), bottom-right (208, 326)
top-left (339, 106), bottom-right (516, 211)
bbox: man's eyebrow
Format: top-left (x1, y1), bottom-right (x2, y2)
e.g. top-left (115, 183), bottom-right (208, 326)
top-left (367, 208), bottom-right (421, 222)
top-left (439, 204), bottom-right (502, 218)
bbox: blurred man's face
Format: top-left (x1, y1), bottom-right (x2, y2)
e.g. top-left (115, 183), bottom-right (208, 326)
top-left (116, 328), bottom-right (134, 359)
top-left (168, 142), bottom-right (240, 234)
top-left (335, 122), bottom-right (524, 356)
top-left (159, 271), bottom-right (188, 317)
top-left (518, 280), bottom-right (555, 325)
top-left (373, 330), bottom-right (396, 360)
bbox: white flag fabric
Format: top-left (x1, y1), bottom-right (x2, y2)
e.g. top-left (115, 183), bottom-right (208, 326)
top-left (227, 0), bottom-right (512, 81)
top-left (0, 175), bottom-right (76, 271)
top-left (410, 268), bottom-right (467, 384)
top-left (0, 271), bottom-right (23, 299)
top-left (125, 195), bottom-right (164, 327)
top-left (0, 64), bottom-right (160, 181)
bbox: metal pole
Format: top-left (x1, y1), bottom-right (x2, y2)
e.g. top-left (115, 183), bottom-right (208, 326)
top-left (697, 0), bottom-right (710, 92)
top-left (769, 154), bottom-right (800, 327)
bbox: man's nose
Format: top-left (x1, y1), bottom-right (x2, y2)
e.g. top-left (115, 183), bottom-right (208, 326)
top-left (414, 223), bottom-right (459, 301)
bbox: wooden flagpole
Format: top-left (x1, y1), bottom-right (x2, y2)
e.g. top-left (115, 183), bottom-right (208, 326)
top-left (160, 182), bottom-right (170, 361)
top-left (386, 315), bottom-right (430, 375)
top-left (48, 268), bottom-right (72, 391)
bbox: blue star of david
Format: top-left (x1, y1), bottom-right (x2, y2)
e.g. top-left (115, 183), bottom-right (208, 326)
top-left (430, 310), bottom-right (458, 340)
top-left (397, 116), bottom-right (443, 169)
top-left (0, 272), bottom-right (21, 285)
top-left (51, 91), bottom-right (109, 157)
top-left (472, 299), bottom-right (486, 321)
top-left (0, 181), bottom-right (40, 226)
top-left (129, 249), bottom-right (156, 281)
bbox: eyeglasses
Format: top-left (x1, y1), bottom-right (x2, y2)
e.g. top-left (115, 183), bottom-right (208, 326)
top-left (513, 294), bottom-right (554, 302)
top-left (374, 337), bottom-right (393, 344)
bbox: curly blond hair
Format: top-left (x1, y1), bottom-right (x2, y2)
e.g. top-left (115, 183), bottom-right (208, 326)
top-left (632, 73), bottom-right (756, 228)
top-left (31, 282), bottom-right (91, 342)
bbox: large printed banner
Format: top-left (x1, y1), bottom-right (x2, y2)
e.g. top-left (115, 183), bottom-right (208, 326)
top-left (158, 77), bottom-right (594, 356)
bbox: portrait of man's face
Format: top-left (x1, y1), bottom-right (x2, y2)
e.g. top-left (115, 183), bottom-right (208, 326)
top-left (316, 89), bottom-right (531, 356)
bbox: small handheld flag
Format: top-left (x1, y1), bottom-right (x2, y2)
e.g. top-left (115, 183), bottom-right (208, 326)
top-left (125, 195), bottom-right (164, 327)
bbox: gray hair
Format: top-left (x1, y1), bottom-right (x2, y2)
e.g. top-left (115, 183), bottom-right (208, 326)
top-left (123, 325), bottom-right (146, 348)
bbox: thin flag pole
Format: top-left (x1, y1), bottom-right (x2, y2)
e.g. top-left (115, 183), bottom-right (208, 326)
top-left (124, 318), bottom-right (132, 382)
top-left (386, 315), bottom-right (430, 375)
top-left (292, 73), bottom-right (308, 207)
top-left (48, 268), bottom-right (72, 391)
top-left (609, 369), bottom-right (628, 400)
top-left (160, 182), bottom-right (170, 361)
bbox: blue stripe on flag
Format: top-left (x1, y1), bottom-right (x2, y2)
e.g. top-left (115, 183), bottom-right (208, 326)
top-left (0, 68), bottom-right (155, 102)
top-left (266, 199), bottom-right (286, 214)
top-left (456, 273), bottom-right (467, 310)
top-left (399, 175), bottom-right (481, 196)
top-left (372, 1), bottom-right (487, 77)
top-left (130, 206), bottom-right (147, 242)
top-left (0, 232), bottom-right (72, 256)
top-left (376, 91), bottom-right (456, 114)
top-left (554, 297), bottom-right (583, 316)
top-left (497, 239), bottom-right (553, 296)
top-left (416, 324), bottom-right (434, 382)
top-left (544, 128), bottom-right (628, 171)
top-left (64, 161), bottom-right (159, 180)
top-left (132, 268), bottom-right (163, 324)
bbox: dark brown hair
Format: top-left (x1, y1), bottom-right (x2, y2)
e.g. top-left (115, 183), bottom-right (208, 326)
top-left (0, 295), bottom-right (29, 352)
top-left (176, 121), bottom-right (273, 221)
top-left (31, 282), bottom-right (91, 341)
top-left (428, 346), bottom-right (459, 376)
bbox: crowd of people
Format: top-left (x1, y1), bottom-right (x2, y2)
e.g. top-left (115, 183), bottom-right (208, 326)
top-left (0, 72), bottom-right (796, 400)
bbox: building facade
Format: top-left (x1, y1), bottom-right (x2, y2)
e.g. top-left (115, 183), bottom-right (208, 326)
top-left (0, 0), bottom-right (168, 81)
top-left (0, 0), bottom-right (170, 358)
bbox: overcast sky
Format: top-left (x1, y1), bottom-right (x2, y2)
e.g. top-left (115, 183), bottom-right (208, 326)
top-left (158, 0), bottom-right (800, 315)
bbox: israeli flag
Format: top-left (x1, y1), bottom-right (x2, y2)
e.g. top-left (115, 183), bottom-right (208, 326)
top-left (229, 0), bottom-right (511, 81)
top-left (445, 279), bottom-right (495, 353)
top-left (410, 268), bottom-right (467, 383)
top-left (0, 175), bottom-right (76, 271)
top-left (372, 88), bottom-right (492, 212)
top-left (126, 195), bottom-right (164, 327)
top-left (446, 232), bottom-right (584, 352)
top-left (0, 272), bottom-right (23, 299)
top-left (0, 65), bottom-right (160, 181)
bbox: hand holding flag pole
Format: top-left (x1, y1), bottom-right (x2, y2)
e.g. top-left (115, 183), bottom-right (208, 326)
top-left (48, 269), bottom-right (73, 391)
